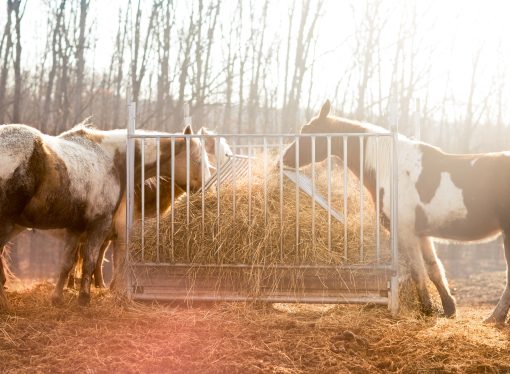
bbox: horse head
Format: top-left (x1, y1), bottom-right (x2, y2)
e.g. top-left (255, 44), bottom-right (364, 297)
top-left (282, 100), bottom-right (376, 170)
top-left (165, 125), bottom-right (211, 193)
top-left (283, 100), bottom-right (336, 168)
top-left (198, 127), bottom-right (233, 169)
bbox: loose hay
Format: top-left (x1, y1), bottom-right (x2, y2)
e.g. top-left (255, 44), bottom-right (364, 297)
top-left (130, 156), bottom-right (392, 298)
top-left (1, 282), bottom-right (509, 373)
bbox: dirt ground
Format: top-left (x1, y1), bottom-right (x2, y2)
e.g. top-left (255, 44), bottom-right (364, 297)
top-left (1, 270), bottom-right (510, 374)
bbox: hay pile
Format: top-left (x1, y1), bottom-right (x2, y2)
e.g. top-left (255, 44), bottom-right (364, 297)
top-left (129, 155), bottom-right (393, 298)
top-left (131, 155), bottom-right (390, 266)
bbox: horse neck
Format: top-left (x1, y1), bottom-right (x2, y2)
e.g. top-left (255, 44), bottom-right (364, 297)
top-left (330, 131), bottom-right (393, 205)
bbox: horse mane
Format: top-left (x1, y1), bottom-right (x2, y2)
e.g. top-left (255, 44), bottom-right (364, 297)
top-left (359, 121), bottom-right (401, 186)
top-left (58, 117), bottom-right (96, 137)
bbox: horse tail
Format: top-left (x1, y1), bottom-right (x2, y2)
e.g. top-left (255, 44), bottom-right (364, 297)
top-left (1, 244), bottom-right (16, 287)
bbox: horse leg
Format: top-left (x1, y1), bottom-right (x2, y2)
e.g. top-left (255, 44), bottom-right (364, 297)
top-left (78, 219), bottom-right (112, 306)
top-left (420, 237), bottom-right (456, 318)
top-left (485, 230), bottom-right (510, 324)
top-left (93, 239), bottom-right (110, 288)
top-left (404, 238), bottom-right (434, 315)
top-left (51, 232), bottom-right (81, 305)
top-left (0, 224), bottom-right (25, 310)
top-left (66, 243), bottom-right (81, 289)
top-left (0, 242), bottom-right (8, 310)
top-left (110, 239), bottom-right (128, 293)
top-left (110, 198), bottom-right (127, 293)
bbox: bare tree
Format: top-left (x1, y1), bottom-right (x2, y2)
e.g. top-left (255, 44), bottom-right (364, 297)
top-left (0, 0), bottom-right (14, 123)
top-left (282, 0), bottom-right (324, 131)
top-left (73, 0), bottom-right (90, 123)
top-left (155, 0), bottom-right (174, 129)
top-left (130, 0), bottom-right (160, 103)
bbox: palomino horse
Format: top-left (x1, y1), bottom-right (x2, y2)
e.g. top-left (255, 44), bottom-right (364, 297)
top-left (69, 127), bottom-right (232, 290)
top-left (283, 100), bottom-right (510, 323)
top-left (0, 122), bottom-right (209, 308)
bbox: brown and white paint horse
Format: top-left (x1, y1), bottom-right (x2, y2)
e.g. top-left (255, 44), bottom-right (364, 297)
top-left (0, 122), bottom-right (209, 308)
top-left (284, 100), bottom-right (510, 323)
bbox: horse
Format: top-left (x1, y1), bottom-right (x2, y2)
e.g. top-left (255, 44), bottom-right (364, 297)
top-left (105, 127), bottom-right (232, 290)
top-left (68, 127), bottom-right (232, 290)
top-left (283, 100), bottom-right (510, 323)
top-left (0, 122), bottom-right (209, 308)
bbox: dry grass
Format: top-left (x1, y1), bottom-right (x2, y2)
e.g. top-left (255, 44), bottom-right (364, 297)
top-left (1, 282), bottom-right (510, 373)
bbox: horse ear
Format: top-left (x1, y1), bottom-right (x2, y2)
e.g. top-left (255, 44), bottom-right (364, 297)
top-left (198, 127), bottom-right (210, 135)
top-left (319, 100), bottom-right (331, 119)
top-left (204, 137), bottom-right (215, 154)
top-left (184, 124), bottom-right (193, 135)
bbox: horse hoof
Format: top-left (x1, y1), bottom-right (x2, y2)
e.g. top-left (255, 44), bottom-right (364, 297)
top-left (51, 295), bottom-right (64, 307)
top-left (94, 282), bottom-right (106, 289)
top-left (443, 311), bottom-right (456, 319)
top-left (0, 296), bottom-right (9, 312)
top-left (483, 315), bottom-right (505, 325)
top-left (420, 304), bottom-right (435, 316)
top-left (77, 293), bottom-right (91, 306)
top-left (443, 305), bottom-right (457, 319)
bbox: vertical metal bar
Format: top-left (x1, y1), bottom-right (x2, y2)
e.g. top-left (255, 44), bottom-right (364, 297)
top-left (125, 101), bottom-right (136, 299)
top-left (156, 139), bottom-right (160, 262)
top-left (327, 136), bottom-right (332, 252)
top-left (171, 138), bottom-right (175, 261)
top-left (215, 136), bottom-right (221, 246)
top-left (343, 136), bottom-right (348, 260)
top-left (186, 137), bottom-right (190, 261)
top-left (263, 137), bottom-right (268, 227)
top-left (201, 136), bottom-right (206, 238)
top-left (248, 141), bottom-right (252, 225)
top-left (375, 137), bottom-right (380, 262)
top-left (232, 137), bottom-right (237, 221)
top-left (359, 137), bottom-right (364, 262)
top-left (311, 136), bottom-right (316, 251)
top-left (295, 136), bottom-right (300, 254)
top-left (140, 139), bottom-right (145, 261)
top-left (279, 136), bottom-right (284, 261)
top-left (390, 99), bottom-right (400, 315)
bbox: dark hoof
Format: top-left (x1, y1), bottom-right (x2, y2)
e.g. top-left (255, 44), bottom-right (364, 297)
top-left (483, 315), bottom-right (505, 325)
top-left (420, 304), bottom-right (435, 316)
top-left (67, 279), bottom-right (76, 290)
top-left (0, 295), bottom-right (9, 311)
top-left (441, 296), bottom-right (457, 319)
top-left (51, 295), bottom-right (64, 307)
top-left (94, 281), bottom-right (106, 289)
top-left (77, 293), bottom-right (91, 306)
top-left (443, 306), bottom-right (457, 319)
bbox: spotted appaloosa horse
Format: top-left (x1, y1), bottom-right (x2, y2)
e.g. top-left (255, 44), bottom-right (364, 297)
top-left (283, 100), bottom-right (510, 323)
top-left (0, 122), bottom-right (209, 308)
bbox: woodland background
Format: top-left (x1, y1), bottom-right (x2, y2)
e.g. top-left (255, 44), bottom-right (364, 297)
top-left (1, 0), bottom-right (508, 279)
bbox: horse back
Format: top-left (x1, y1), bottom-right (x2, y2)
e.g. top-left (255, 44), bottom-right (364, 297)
top-left (414, 145), bottom-right (509, 239)
top-left (0, 125), bottom-right (121, 231)
top-left (0, 125), bottom-right (45, 220)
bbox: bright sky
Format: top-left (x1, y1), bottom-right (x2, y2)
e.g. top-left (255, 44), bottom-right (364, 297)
top-left (3, 0), bottom-right (510, 122)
